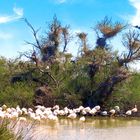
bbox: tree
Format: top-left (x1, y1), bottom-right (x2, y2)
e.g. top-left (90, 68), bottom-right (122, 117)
top-left (77, 17), bottom-right (140, 107)
top-left (12, 16), bottom-right (140, 108)
top-left (17, 16), bottom-right (71, 86)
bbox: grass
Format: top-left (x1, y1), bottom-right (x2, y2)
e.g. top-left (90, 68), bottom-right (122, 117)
top-left (0, 119), bottom-right (19, 140)
top-left (0, 118), bottom-right (36, 140)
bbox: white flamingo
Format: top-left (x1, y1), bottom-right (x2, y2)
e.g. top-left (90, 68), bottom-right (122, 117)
top-left (125, 110), bottom-right (132, 116)
top-left (79, 116), bottom-right (85, 122)
top-left (68, 113), bottom-right (77, 119)
top-left (131, 105), bottom-right (138, 113)
top-left (109, 109), bottom-right (116, 116)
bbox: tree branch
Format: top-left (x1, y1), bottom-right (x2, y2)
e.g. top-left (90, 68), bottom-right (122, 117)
top-left (24, 18), bottom-right (42, 50)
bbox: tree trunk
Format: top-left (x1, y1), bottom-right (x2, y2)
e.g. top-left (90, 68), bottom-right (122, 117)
top-left (86, 69), bottom-right (130, 107)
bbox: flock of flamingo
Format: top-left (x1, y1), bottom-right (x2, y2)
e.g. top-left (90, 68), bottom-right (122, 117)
top-left (0, 104), bottom-right (138, 122)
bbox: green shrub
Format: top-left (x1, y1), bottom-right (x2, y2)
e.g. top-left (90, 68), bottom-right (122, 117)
top-left (0, 119), bottom-right (16, 140)
top-left (105, 73), bottom-right (140, 110)
top-left (0, 83), bottom-right (34, 108)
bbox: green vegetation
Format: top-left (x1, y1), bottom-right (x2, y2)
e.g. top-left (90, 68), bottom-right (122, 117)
top-left (0, 83), bottom-right (34, 108)
top-left (0, 119), bottom-right (21, 140)
top-left (0, 58), bottom-right (35, 108)
top-left (107, 73), bottom-right (140, 110)
top-left (0, 16), bottom-right (140, 110)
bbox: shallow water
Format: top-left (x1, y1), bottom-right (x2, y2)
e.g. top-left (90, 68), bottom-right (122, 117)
top-left (17, 117), bottom-right (140, 140)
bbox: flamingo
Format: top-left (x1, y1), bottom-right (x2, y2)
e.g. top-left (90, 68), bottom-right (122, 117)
top-left (131, 105), bottom-right (138, 113)
top-left (68, 113), bottom-right (77, 119)
top-left (101, 111), bottom-right (108, 116)
top-left (109, 109), bottom-right (116, 117)
top-left (94, 105), bottom-right (100, 111)
top-left (114, 106), bottom-right (120, 112)
top-left (89, 108), bottom-right (97, 115)
top-left (125, 110), bottom-right (132, 116)
top-left (79, 116), bottom-right (85, 122)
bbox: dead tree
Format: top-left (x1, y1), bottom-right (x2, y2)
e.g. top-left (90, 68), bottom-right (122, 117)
top-left (117, 30), bottom-right (140, 67)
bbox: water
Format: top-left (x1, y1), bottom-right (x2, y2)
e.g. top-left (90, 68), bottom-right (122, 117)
top-left (17, 117), bottom-right (140, 140)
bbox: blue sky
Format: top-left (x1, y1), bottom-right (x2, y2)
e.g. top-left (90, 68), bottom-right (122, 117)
top-left (0, 0), bottom-right (140, 60)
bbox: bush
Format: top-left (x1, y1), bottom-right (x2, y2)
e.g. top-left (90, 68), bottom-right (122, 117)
top-left (105, 73), bottom-right (140, 110)
top-left (0, 119), bottom-right (16, 140)
top-left (0, 83), bottom-right (34, 108)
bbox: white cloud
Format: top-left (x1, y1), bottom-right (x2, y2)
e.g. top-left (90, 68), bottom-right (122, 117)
top-left (129, 0), bottom-right (140, 25)
top-left (13, 7), bottom-right (23, 16)
top-left (0, 6), bottom-right (23, 24)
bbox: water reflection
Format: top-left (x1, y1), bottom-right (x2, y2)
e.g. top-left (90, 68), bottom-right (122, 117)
top-left (17, 117), bottom-right (140, 140)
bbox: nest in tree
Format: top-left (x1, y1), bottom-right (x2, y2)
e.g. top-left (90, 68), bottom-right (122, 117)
top-left (77, 32), bottom-right (87, 40)
top-left (96, 17), bottom-right (125, 38)
top-left (99, 24), bottom-right (124, 38)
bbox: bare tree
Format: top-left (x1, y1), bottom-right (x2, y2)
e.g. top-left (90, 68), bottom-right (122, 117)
top-left (117, 30), bottom-right (140, 67)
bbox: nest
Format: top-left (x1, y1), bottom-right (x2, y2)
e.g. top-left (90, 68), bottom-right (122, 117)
top-left (96, 17), bottom-right (125, 38)
top-left (77, 32), bottom-right (87, 40)
top-left (99, 24), bottom-right (124, 38)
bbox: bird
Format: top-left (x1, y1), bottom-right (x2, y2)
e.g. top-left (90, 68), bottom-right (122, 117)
top-left (0, 110), bottom-right (5, 118)
top-left (131, 105), bottom-right (138, 113)
top-left (109, 109), bottom-right (116, 117)
top-left (89, 108), bottom-right (97, 115)
top-left (94, 105), bottom-right (100, 111)
top-left (63, 107), bottom-right (69, 115)
top-left (81, 110), bottom-right (87, 115)
top-left (48, 114), bottom-right (58, 121)
top-left (78, 106), bottom-right (84, 111)
top-left (79, 116), bottom-right (85, 122)
top-left (100, 111), bottom-right (108, 116)
top-left (11, 111), bottom-right (19, 118)
top-left (125, 110), bottom-right (132, 116)
top-left (21, 108), bottom-right (28, 115)
top-left (52, 105), bottom-right (60, 110)
top-left (84, 107), bottom-right (91, 113)
top-left (114, 106), bottom-right (120, 112)
top-left (68, 113), bottom-right (77, 119)
top-left (58, 110), bottom-right (65, 116)
top-left (2, 104), bottom-right (7, 110)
